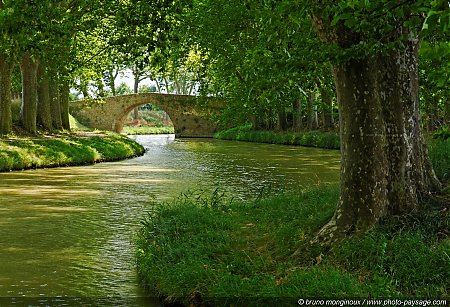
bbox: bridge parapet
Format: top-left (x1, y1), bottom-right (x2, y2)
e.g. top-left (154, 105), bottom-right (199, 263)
top-left (70, 93), bottom-right (224, 138)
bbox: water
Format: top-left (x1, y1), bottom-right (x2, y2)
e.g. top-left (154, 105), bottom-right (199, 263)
top-left (0, 135), bottom-right (340, 305)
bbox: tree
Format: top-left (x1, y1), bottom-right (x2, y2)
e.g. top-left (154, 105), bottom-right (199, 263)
top-left (115, 82), bottom-right (132, 96)
top-left (0, 0), bottom-right (14, 135)
top-left (307, 1), bottom-right (443, 246)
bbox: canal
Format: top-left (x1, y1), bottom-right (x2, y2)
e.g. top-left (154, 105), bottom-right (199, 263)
top-left (0, 135), bottom-right (340, 305)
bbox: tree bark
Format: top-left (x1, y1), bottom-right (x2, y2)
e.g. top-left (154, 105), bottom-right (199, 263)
top-left (49, 74), bottom-right (63, 130)
top-left (320, 86), bottom-right (334, 130)
top-left (37, 64), bottom-right (53, 130)
top-left (292, 99), bottom-right (302, 131)
top-left (20, 52), bottom-right (38, 134)
top-left (307, 92), bottom-right (318, 130)
top-left (278, 109), bottom-right (288, 131)
top-left (310, 37), bottom-right (441, 247)
top-left (133, 73), bottom-right (140, 121)
top-left (0, 55), bottom-right (13, 135)
top-left (60, 84), bottom-right (70, 130)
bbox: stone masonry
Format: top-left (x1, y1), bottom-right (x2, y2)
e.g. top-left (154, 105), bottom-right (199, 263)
top-left (70, 93), bottom-right (224, 138)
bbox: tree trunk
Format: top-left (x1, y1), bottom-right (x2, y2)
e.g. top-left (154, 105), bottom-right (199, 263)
top-left (320, 86), bottom-right (334, 130)
top-left (96, 79), bottom-right (105, 98)
top-left (37, 64), bottom-right (53, 130)
top-left (0, 55), bottom-right (13, 135)
top-left (307, 92), bottom-right (318, 130)
top-left (49, 74), bottom-right (63, 130)
top-left (310, 37), bottom-right (441, 247)
top-left (60, 84), bottom-right (70, 130)
top-left (278, 109), bottom-right (288, 131)
top-left (292, 99), bottom-right (302, 131)
top-left (133, 75), bottom-right (139, 121)
top-left (20, 52), bottom-right (38, 134)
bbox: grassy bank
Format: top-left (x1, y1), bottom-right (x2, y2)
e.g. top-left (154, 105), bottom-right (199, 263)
top-left (0, 132), bottom-right (145, 172)
top-left (123, 126), bottom-right (174, 135)
top-left (214, 125), bottom-right (340, 149)
top-left (136, 187), bottom-right (449, 306)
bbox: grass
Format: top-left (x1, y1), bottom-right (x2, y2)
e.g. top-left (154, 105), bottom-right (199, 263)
top-left (69, 114), bottom-right (91, 131)
top-left (1, 109), bottom-right (145, 172)
top-left (214, 125), bottom-right (340, 149)
top-left (429, 137), bottom-right (450, 183)
top-left (136, 187), bottom-right (449, 306)
top-left (0, 132), bottom-right (145, 172)
top-left (122, 126), bottom-right (174, 135)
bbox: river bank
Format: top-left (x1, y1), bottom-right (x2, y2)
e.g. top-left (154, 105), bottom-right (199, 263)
top-left (137, 129), bottom-right (449, 305)
top-left (214, 124), bottom-right (341, 149)
top-left (136, 185), bottom-right (449, 306)
top-left (0, 131), bottom-right (145, 172)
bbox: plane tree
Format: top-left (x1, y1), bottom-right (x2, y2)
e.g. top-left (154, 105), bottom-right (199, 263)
top-left (306, 0), bottom-right (446, 246)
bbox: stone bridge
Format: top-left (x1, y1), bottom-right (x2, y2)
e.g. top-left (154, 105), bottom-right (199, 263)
top-left (70, 93), bottom-right (224, 137)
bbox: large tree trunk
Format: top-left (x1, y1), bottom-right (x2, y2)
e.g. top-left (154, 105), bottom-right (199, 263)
top-left (20, 52), bottom-right (38, 134)
top-left (37, 64), bottom-right (53, 130)
top-left (49, 74), bottom-right (63, 130)
top-left (310, 37), bottom-right (441, 247)
top-left (0, 55), bottom-right (13, 135)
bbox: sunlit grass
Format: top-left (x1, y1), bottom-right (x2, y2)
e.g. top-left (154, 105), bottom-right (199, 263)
top-left (122, 126), bottom-right (174, 135)
top-left (0, 133), bottom-right (145, 172)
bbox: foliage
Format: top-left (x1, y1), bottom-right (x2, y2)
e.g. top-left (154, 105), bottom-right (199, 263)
top-left (0, 132), bottom-right (144, 172)
top-left (428, 137), bottom-right (450, 182)
top-left (433, 125), bottom-right (450, 141)
top-left (136, 186), bottom-right (449, 305)
top-left (115, 82), bottom-right (133, 96)
top-left (215, 125), bottom-right (340, 149)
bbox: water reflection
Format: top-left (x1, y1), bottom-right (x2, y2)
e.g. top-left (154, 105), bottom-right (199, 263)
top-left (0, 134), bottom-right (340, 304)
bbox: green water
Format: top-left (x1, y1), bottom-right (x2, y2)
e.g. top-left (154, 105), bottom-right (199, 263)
top-left (0, 135), bottom-right (340, 305)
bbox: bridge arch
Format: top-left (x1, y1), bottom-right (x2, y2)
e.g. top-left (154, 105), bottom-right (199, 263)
top-left (70, 93), bottom-right (223, 138)
top-left (115, 101), bottom-right (174, 133)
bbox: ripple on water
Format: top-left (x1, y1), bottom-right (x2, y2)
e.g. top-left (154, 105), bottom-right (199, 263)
top-left (0, 135), bottom-right (340, 303)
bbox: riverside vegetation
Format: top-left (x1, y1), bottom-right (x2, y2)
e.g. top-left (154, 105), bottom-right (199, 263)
top-left (0, 111), bottom-right (145, 172)
top-left (136, 128), bottom-right (450, 306)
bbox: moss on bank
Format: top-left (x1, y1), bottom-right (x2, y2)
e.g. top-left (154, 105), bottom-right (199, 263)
top-left (0, 132), bottom-right (145, 172)
top-left (136, 187), bottom-right (449, 306)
